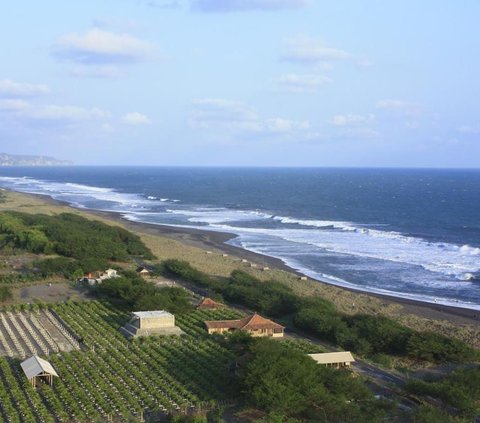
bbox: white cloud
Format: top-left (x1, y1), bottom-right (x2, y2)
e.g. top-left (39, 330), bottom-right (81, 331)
top-left (69, 65), bottom-right (124, 79)
top-left (457, 125), bottom-right (480, 134)
top-left (281, 35), bottom-right (365, 68)
top-left (264, 118), bottom-right (310, 132)
top-left (276, 73), bottom-right (332, 93)
top-left (25, 105), bottom-right (110, 121)
top-left (338, 127), bottom-right (379, 140)
top-left (190, 99), bottom-right (258, 130)
top-left (123, 112), bottom-right (152, 125)
top-left (376, 99), bottom-right (423, 116)
top-left (192, 0), bottom-right (308, 12)
top-left (330, 114), bottom-right (375, 127)
top-left (0, 79), bottom-right (50, 97)
top-left (0, 99), bottom-right (30, 112)
top-left (0, 99), bottom-right (110, 122)
top-left (54, 28), bottom-right (154, 65)
top-left (190, 98), bottom-right (309, 134)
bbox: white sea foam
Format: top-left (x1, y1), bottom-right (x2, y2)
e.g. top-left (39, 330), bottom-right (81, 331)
top-left (166, 207), bottom-right (272, 224)
top-left (0, 176), bottom-right (179, 211)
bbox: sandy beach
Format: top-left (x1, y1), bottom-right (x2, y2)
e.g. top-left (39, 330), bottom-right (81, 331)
top-left (1, 188), bottom-right (479, 348)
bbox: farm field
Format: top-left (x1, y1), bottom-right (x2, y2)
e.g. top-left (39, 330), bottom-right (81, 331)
top-left (0, 309), bottom-right (80, 357)
top-left (0, 301), bottom-right (251, 422)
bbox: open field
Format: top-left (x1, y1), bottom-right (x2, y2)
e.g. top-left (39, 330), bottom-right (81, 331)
top-left (1, 189), bottom-right (480, 350)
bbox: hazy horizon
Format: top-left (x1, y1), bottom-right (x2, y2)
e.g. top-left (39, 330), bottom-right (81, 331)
top-left (1, 1), bottom-right (479, 167)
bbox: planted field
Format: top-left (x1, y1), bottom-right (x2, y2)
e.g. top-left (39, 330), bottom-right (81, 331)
top-left (0, 301), bottom-right (243, 422)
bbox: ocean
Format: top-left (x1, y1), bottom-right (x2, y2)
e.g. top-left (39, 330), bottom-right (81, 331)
top-left (0, 167), bottom-right (479, 310)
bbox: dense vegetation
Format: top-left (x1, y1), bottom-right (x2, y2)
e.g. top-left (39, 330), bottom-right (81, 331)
top-left (237, 337), bottom-right (392, 423)
top-left (0, 212), bottom-right (154, 276)
top-left (406, 367), bottom-right (480, 420)
top-left (92, 271), bottom-right (193, 313)
top-left (163, 260), bottom-right (480, 364)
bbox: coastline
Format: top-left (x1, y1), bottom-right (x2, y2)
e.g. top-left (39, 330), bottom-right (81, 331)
top-left (9, 189), bottom-right (479, 326)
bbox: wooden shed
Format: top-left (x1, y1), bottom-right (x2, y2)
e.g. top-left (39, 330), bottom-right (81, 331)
top-left (20, 356), bottom-right (58, 387)
top-left (196, 297), bottom-right (224, 310)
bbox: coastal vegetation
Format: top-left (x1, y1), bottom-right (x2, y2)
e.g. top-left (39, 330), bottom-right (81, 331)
top-left (0, 211), bottom-right (154, 281)
top-left (0, 211), bottom-right (154, 262)
top-left (163, 260), bottom-right (479, 364)
top-left (238, 338), bottom-right (392, 422)
top-left (92, 271), bottom-right (193, 313)
top-left (406, 367), bottom-right (480, 420)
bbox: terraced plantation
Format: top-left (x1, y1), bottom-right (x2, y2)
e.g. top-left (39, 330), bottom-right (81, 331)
top-left (0, 301), bottom-right (244, 422)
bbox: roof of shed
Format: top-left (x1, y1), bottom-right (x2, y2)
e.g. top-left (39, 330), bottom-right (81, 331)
top-left (21, 356), bottom-right (59, 379)
top-left (308, 352), bottom-right (355, 364)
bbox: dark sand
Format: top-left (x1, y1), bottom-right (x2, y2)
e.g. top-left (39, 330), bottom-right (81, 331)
top-left (9, 190), bottom-right (480, 326)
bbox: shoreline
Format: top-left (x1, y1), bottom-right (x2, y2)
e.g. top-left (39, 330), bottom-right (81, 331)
top-left (8, 189), bottom-right (479, 326)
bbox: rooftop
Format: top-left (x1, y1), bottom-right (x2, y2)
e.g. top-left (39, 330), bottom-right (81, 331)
top-left (132, 311), bottom-right (173, 319)
top-left (308, 352), bottom-right (355, 365)
top-left (21, 356), bottom-right (59, 379)
top-left (205, 313), bottom-right (284, 331)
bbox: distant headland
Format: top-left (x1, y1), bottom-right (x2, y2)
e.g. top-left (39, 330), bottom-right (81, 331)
top-left (0, 153), bottom-right (72, 166)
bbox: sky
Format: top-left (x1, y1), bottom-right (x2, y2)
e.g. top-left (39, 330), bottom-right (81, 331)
top-left (0, 0), bottom-right (479, 167)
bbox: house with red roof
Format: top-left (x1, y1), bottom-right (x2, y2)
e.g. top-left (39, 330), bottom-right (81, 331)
top-left (196, 297), bottom-right (224, 310)
top-left (204, 313), bottom-right (284, 337)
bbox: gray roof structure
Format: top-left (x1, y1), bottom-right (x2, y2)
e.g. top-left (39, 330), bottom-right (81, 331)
top-left (132, 311), bottom-right (172, 319)
top-left (20, 356), bottom-right (59, 380)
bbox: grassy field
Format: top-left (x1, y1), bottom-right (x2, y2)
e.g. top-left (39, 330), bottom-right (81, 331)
top-left (1, 190), bottom-right (479, 350)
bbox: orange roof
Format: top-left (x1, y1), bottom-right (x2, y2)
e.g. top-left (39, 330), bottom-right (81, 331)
top-left (197, 297), bottom-right (224, 310)
top-left (204, 313), bottom-right (284, 331)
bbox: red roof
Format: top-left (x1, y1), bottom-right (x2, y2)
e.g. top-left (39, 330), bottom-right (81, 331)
top-left (204, 313), bottom-right (284, 331)
top-left (197, 297), bottom-right (224, 310)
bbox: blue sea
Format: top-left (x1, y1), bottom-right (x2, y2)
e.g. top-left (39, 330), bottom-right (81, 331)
top-left (1, 167), bottom-right (479, 310)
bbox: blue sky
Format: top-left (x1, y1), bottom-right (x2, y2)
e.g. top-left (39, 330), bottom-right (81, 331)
top-left (0, 0), bottom-right (479, 166)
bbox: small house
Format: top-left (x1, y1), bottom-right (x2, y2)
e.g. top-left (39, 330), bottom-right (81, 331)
top-left (308, 351), bottom-right (355, 368)
top-left (204, 313), bottom-right (284, 337)
top-left (196, 297), bottom-right (224, 310)
top-left (21, 356), bottom-right (59, 387)
top-left (103, 268), bottom-right (118, 278)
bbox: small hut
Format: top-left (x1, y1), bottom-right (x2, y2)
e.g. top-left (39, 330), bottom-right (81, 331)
top-left (196, 297), bottom-right (224, 310)
top-left (308, 352), bottom-right (355, 368)
top-left (20, 356), bottom-right (58, 387)
top-left (136, 266), bottom-right (150, 278)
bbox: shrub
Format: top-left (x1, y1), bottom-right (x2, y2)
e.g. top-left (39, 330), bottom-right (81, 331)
top-left (0, 286), bottom-right (12, 302)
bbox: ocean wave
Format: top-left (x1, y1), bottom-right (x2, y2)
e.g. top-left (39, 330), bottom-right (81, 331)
top-left (231, 237), bottom-right (480, 310)
top-left (166, 207), bottom-right (272, 224)
top-left (213, 222), bottom-right (480, 279)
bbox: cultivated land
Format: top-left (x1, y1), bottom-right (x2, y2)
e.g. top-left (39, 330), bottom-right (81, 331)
top-left (0, 189), bottom-right (479, 422)
top-left (1, 189), bottom-right (479, 350)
